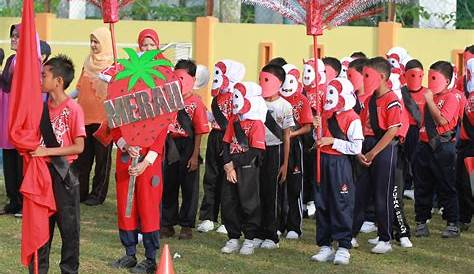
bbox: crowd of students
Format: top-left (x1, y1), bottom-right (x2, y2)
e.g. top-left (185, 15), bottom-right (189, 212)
top-left (0, 24), bottom-right (473, 273)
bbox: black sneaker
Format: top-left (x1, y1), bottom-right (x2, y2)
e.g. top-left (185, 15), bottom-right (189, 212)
top-left (111, 255), bottom-right (137, 269)
top-left (129, 259), bottom-right (157, 273)
top-left (441, 223), bottom-right (460, 238)
top-left (84, 198), bottom-right (101, 206)
top-left (0, 204), bottom-right (18, 215)
top-left (459, 222), bottom-right (470, 232)
top-left (415, 223), bottom-right (430, 237)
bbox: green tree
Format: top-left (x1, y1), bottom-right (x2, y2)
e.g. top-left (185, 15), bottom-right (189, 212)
top-left (457, 0), bottom-right (474, 29)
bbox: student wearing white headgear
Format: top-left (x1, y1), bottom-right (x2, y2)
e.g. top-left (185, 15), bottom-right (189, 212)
top-left (197, 60), bottom-right (245, 234)
top-left (311, 77), bottom-right (363, 265)
top-left (220, 82), bottom-right (267, 256)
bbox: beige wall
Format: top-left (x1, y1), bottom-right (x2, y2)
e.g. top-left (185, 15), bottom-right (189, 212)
top-left (1, 15), bottom-right (473, 104)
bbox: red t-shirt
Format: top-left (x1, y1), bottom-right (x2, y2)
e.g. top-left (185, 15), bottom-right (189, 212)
top-left (169, 94), bottom-right (210, 138)
top-left (283, 93), bottom-right (313, 125)
top-left (42, 98), bottom-right (86, 163)
top-left (321, 110), bottom-right (360, 156)
top-left (406, 87), bottom-right (427, 126)
top-left (223, 117), bottom-right (266, 154)
top-left (360, 91), bottom-right (402, 137)
top-left (419, 92), bottom-right (459, 143)
top-left (460, 93), bottom-right (474, 141)
top-left (211, 92), bottom-right (233, 131)
top-left (453, 88), bottom-right (467, 121)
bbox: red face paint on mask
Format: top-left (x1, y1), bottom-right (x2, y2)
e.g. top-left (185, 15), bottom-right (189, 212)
top-left (259, 71), bottom-right (281, 98)
top-left (325, 65), bottom-right (338, 83)
top-left (347, 68), bottom-right (363, 91)
top-left (175, 69), bottom-right (194, 96)
top-left (405, 68), bottom-right (424, 91)
top-left (428, 70), bottom-right (449, 94)
top-left (363, 67), bottom-right (383, 96)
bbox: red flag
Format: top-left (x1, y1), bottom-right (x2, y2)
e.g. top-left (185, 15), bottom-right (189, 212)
top-left (464, 157), bottom-right (474, 198)
top-left (8, 0), bottom-right (56, 267)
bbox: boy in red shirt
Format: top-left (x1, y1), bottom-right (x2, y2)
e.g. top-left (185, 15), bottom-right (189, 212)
top-left (197, 60), bottom-right (245, 234)
top-left (414, 61), bottom-right (461, 238)
top-left (221, 82), bottom-right (267, 255)
top-left (278, 64), bottom-right (312, 239)
top-left (30, 55), bottom-right (85, 274)
top-left (161, 60), bottom-right (210, 240)
top-left (457, 58), bottom-right (474, 232)
top-left (352, 57), bottom-right (402, 254)
top-left (311, 77), bottom-right (363, 265)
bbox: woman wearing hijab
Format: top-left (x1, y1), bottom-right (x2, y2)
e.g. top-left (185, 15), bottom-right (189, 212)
top-left (0, 24), bottom-right (24, 217)
top-left (75, 27), bottom-right (114, 206)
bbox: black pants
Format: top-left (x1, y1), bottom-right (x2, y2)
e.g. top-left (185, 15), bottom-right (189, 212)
top-left (414, 142), bottom-right (459, 224)
top-left (302, 133), bottom-right (316, 204)
top-left (316, 154), bottom-right (355, 249)
top-left (393, 148), bottom-right (411, 239)
top-left (2, 148), bottom-right (23, 211)
top-left (402, 125), bottom-right (419, 190)
top-left (353, 137), bottom-right (397, 242)
top-left (278, 138), bottom-right (304, 235)
top-left (119, 230), bottom-right (160, 260)
top-left (75, 123), bottom-right (112, 203)
top-left (259, 144), bottom-right (282, 243)
top-left (456, 142), bottom-right (474, 224)
top-left (162, 138), bottom-right (200, 228)
top-left (29, 166), bottom-right (80, 274)
top-left (199, 130), bottom-right (224, 223)
top-left (222, 163), bottom-right (261, 240)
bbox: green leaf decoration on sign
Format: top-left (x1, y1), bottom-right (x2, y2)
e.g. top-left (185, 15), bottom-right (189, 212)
top-left (116, 48), bottom-right (174, 91)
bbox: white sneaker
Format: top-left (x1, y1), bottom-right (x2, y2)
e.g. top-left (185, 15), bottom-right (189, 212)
top-left (277, 230), bottom-right (282, 237)
top-left (216, 224), bottom-right (227, 234)
top-left (221, 239), bottom-right (240, 254)
top-left (368, 236), bottom-right (379, 245)
top-left (260, 239), bottom-right (279, 249)
top-left (197, 220), bottom-right (214, 233)
top-left (253, 238), bottom-right (264, 248)
top-left (399, 237), bottom-right (413, 248)
top-left (333, 248), bottom-right (350, 265)
top-left (286, 231), bottom-right (299, 240)
top-left (311, 246), bottom-right (335, 262)
top-left (239, 239), bottom-right (255, 255)
top-left (307, 201), bottom-right (316, 217)
top-left (360, 221), bottom-right (377, 233)
top-left (351, 238), bottom-right (359, 248)
top-left (371, 241), bottom-right (392, 254)
top-left (403, 189), bottom-right (415, 200)
top-left (138, 233), bottom-right (143, 244)
top-left (438, 207), bottom-right (444, 215)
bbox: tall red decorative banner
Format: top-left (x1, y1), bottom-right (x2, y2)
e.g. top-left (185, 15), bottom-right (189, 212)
top-left (8, 0), bottom-right (56, 271)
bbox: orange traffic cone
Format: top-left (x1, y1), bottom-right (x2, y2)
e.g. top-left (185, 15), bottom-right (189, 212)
top-left (156, 244), bottom-right (175, 274)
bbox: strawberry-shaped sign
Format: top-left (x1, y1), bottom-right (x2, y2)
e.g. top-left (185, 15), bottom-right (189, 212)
top-left (104, 48), bottom-right (183, 148)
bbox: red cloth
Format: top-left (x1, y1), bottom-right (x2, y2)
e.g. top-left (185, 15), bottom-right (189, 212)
top-left (223, 117), bottom-right (266, 153)
top-left (320, 110), bottom-right (359, 156)
top-left (360, 91), bottom-right (402, 137)
top-left (419, 91), bottom-right (459, 143)
top-left (42, 98), bottom-right (86, 163)
top-left (168, 94), bottom-right (210, 138)
top-left (461, 93), bottom-right (474, 141)
top-left (7, 0), bottom-right (56, 267)
top-left (283, 93), bottom-right (313, 125)
top-left (211, 92), bottom-right (233, 131)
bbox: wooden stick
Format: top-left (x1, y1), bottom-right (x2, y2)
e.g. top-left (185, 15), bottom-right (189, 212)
top-left (109, 23), bottom-right (118, 66)
top-left (313, 34), bottom-right (321, 185)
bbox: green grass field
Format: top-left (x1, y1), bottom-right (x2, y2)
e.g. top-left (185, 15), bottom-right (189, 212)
top-left (0, 155), bottom-right (473, 274)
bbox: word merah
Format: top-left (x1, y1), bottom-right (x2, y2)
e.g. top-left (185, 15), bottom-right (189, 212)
top-left (104, 81), bottom-right (184, 128)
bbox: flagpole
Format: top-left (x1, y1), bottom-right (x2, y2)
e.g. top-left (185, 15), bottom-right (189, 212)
top-left (313, 34), bottom-right (321, 185)
top-left (110, 23), bottom-right (118, 66)
top-left (34, 250), bottom-right (38, 274)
